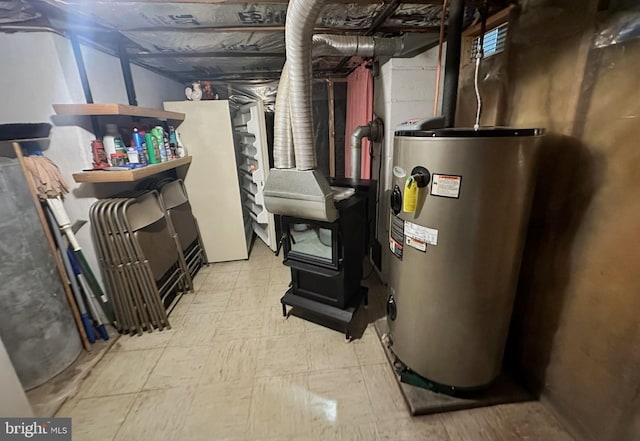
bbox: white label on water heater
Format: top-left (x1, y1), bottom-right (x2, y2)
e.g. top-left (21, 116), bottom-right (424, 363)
top-left (431, 174), bottom-right (462, 198)
top-left (405, 221), bottom-right (438, 246)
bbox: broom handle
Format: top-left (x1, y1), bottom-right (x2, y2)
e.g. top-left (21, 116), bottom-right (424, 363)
top-left (12, 142), bottom-right (91, 351)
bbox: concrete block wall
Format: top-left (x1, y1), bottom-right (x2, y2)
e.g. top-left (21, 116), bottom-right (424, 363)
top-left (372, 46), bottom-right (443, 281)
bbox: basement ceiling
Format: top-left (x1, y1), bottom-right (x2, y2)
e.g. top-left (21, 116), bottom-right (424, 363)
top-left (4, 1), bottom-right (493, 82)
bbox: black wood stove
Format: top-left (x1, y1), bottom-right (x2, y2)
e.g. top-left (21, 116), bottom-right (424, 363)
top-left (279, 179), bottom-right (376, 339)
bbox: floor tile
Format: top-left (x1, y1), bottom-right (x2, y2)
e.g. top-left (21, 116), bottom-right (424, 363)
top-left (248, 374), bottom-right (312, 439)
top-left (144, 345), bottom-right (211, 390)
top-left (78, 349), bottom-right (163, 398)
top-left (168, 294), bottom-right (194, 318)
top-left (235, 270), bottom-right (270, 289)
top-left (314, 423), bottom-right (380, 441)
top-left (438, 406), bottom-right (519, 441)
top-left (361, 363), bottom-right (407, 421)
top-left (111, 328), bottom-right (175, 352)
top-left (307, 367), bottom-right (375, 429)
top-left (261, 305), bottom-right (306, 337)
top-left (214, 309), bottom-right (265, 340)
top-left (353, 326), bottom-right (387, 366)
top-left (183, 381), bottom-right (253, 441)
top-left (376, 415), bottom-right (450, 441)
top-left (306, 329), bottom-right (359, 372)
top-left (167, 312), bottom-right (219, 347)
top-left (266, 284), bottom-right (290, 304)
top-left (226, 285), bottom-right (269, 311)
top-left (493, 402), bottom-right (576, 441)
top-left (113, 387), bottom-right (195, 441)
top-left (200, 338), bottom-right (260, 384)
top-left (269, 265), bottom-right (291, 286)
top-left (256, 334), bottom-right (310, 378)
top-left (188, 290), bottom-right (231, 313)
top-left (192, 271), bottom-right (209, 291)
top-left (201, 271), bottom-right (239, 292)
top-left (251, 242), bottom-right (276, 257)
top-left (60, 394), bottom-right (137, 441)
top-left (241, 254), bottom-right (274, 271)
top-left (208, 260), bottom-right (245, 274)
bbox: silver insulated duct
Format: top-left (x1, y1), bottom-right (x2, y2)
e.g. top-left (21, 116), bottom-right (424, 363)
top-left (265, 0), bottom-right (339, 222)
top-left (265, 0), bottom-right (435, 222)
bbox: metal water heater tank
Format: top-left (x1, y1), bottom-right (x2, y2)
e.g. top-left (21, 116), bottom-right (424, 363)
top-left (387, 127), bottom-right (543, 390)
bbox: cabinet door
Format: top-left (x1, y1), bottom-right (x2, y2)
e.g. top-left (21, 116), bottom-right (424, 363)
top-left (231, 100), bottom-right (277, 251)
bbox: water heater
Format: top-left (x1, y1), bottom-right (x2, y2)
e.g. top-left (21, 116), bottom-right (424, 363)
top-left (387, 127), bottom-right (543, 390)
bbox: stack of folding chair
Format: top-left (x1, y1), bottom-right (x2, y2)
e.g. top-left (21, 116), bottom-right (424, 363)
top-left (89, 190), bottom-right (191, 335)
top-left (157, 179), bottom-right (207, 282)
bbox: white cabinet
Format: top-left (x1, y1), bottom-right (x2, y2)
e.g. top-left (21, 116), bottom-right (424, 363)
top-left (163, 100), bottom-right (275, 262)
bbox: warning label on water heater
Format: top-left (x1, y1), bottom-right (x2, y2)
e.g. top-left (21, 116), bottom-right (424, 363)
top-left (431, 174), bottom-right (462, 198)
top-left (389, 213), bottom-right (404, 260)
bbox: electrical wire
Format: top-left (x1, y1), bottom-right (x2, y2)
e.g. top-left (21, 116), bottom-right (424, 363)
top-left (473, 51), bottom-right (482, 130)
top-left (474, 2), bottom-right (489, 131)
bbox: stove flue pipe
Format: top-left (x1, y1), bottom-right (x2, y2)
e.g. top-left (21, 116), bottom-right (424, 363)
top-left (350, 118), bottom-right (383, 179)
top-left (442, 0), bottom-right (465, 128)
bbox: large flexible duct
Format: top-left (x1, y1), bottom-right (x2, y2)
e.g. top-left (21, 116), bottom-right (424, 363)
top-left (286, 0), bottom-right (327, 171)
top-left (273, 63), bottom-right (294, 169)
top-left (312, 33), bottom-right (434, 59)
top-left (312, 34), bottom-right (376, 57)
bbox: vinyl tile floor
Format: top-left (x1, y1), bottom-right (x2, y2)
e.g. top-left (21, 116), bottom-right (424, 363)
top-left (56, 241), bottom-right (575, 441)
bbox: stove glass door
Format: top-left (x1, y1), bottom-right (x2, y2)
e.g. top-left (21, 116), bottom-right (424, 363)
top-left (287, 221), bottom-right (338, 268)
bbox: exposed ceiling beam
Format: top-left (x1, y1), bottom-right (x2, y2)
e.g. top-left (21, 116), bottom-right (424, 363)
top-left (176, 69), bottom-right (343, 82)
top-left (52, 0), bottom-right (443, 5)
top-left (120, 25), bottom-right (286, 33)
top-left (130, 51), bottom-right (285, 58)
top-left (377, 25), bottom-right (440, 33)
top-left (365, 0), bottom-right (402, 36)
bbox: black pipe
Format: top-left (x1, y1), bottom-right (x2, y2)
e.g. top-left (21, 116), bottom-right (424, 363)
top-left (442, 0), bottom-right (465, 128)
top-left (118, 43), bottom-right (138, 106)
top-left (70, 34), bottom-right (101, 137)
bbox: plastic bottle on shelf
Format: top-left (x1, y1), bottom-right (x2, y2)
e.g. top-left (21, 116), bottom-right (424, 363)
top-left (145, 132), bottom-right (161, 164)
top-left (168, 126), bottom-right (178, 159)
top-left (104, 124), bottom-right (127, 165)
top-left (152, 126), bottom-right (168, 162)
top-left (102, 128), bottom-right (118, 165)
top-left (162, 129), bottom-right (174, 160)
top-left (175, 130), bottom-right (187, 157)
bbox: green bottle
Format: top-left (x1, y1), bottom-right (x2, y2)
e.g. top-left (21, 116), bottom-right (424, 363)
top-left (145, 132), bottom-right (160, 164)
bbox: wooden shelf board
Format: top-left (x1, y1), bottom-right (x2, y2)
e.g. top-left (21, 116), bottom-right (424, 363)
top-left (53, 103), bottom-right (185, 123)
top-left (0, 137), bottom-right (50, 145)
top-left (72, 156), bottom-right (191, 183)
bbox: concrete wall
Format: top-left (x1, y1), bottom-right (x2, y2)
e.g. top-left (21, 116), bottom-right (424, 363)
top-left (372, 46), bottom-right (443, 281)
top-left (456, 2), bottom-right (640, 440)
top-left (0, 31), bottom-right (184, 286)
